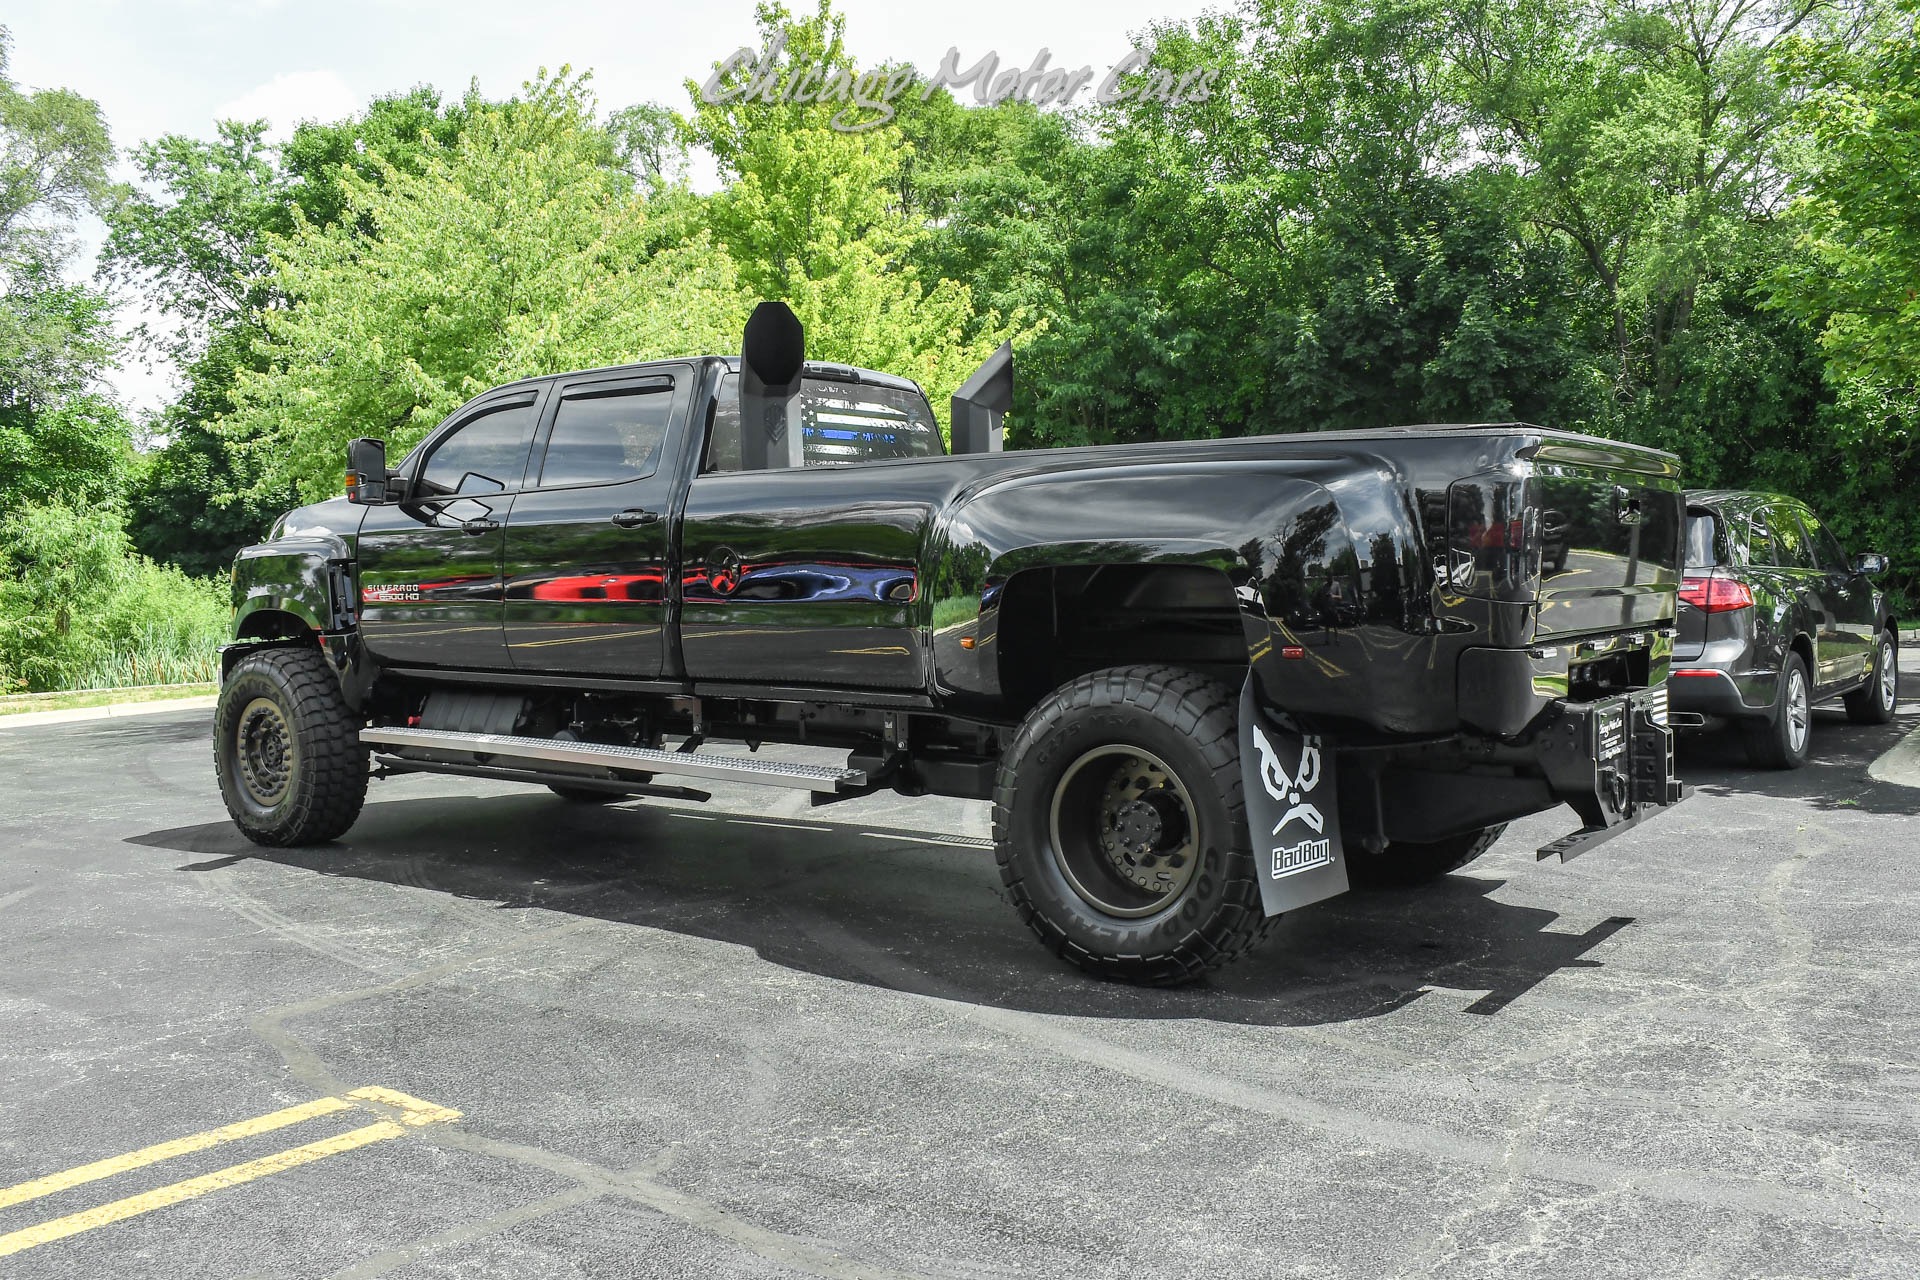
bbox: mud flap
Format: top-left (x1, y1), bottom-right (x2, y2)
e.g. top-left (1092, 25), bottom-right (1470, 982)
top-left (1239, 680), bottom-right (1350, 916)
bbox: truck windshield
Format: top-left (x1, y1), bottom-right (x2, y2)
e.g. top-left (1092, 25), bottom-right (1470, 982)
top-left (704, 373), bottom-right (942, 471)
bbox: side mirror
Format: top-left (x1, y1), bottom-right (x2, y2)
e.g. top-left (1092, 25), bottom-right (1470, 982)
top-left (1853, 550), bottom-right (1889, 577)
top-left (346, 437), bottom-right (396, 505)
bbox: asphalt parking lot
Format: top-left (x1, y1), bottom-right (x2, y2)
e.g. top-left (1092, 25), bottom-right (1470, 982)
top-left (3, 659), bottom-right (1918, 1279)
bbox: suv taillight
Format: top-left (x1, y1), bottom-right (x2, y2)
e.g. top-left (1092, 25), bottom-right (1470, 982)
top-left (1679, 573), bottom-right (1753, 612)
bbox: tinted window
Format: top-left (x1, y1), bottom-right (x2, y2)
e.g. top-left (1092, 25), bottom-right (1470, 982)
top-left (539, 384), bottom-right (674, 487)
top-left (1684, 511), bottom-right (1726, 567)
top-left (1745, 507), bottom-right (1778, 566)
top-left (704, 373), bottom-right (943, 472)
top-left (1797, 508), bottom-right (1851, 574)
top-left (1770, 504), bottom-right (1818, 570)
top-left (420, 400), bottom-right (536, 495)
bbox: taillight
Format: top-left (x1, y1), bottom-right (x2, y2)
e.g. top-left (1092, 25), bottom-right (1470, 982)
top-left (1679, 574), bottom-right (1753, 612)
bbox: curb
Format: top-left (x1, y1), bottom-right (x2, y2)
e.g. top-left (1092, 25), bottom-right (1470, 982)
top-left (0, 696), bottom-right (218, 730)
top-left (1869, 721), bottom-right (1920, 790)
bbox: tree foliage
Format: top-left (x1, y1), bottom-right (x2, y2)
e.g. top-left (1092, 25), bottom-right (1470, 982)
top-left (227, 72), bottom-right (744, 501)
top-left (1769, 0), bottom-right (1920, 426)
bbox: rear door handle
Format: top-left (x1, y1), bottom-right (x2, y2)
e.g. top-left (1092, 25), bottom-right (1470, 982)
top-left (611, 508), bottom-right (662, 528)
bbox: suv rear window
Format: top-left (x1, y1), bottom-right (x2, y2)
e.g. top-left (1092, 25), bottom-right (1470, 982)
top-left (1684, 509), bottom-right (1726, 568)
top-left (704, 373), bottom-right (942, 471)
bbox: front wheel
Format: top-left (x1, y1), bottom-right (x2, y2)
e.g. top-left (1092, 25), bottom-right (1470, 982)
top-left (1844, 632), bottom-right (1898, 725)
top-left (215, 644), bottom-right (368, 846)
top-left (993, 666), bottom-right (1276, 986)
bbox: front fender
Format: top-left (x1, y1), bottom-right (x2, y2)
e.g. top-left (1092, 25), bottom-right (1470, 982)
top-left (231, 532), bottom-right (355, 638)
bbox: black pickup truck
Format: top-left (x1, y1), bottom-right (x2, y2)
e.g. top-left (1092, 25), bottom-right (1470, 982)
top-left (217, 303), bottom-right (1685, 984)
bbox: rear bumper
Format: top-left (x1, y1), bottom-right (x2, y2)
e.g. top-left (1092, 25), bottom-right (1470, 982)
top-left (1668, 664), bottom-right (1774, 718)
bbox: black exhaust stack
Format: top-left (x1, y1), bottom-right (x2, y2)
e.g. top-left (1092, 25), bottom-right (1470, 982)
top-left (950, 341), bottom-right (1013, 454)
top-left (740, 301), bottom-right (807, 470)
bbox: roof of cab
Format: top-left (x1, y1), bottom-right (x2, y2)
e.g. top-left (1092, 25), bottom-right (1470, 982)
top-left (480, 355), bottom-right (923, 397)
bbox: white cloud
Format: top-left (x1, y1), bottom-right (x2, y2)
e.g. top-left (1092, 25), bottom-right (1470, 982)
top-left (213, 69), bottom-right (360, 141)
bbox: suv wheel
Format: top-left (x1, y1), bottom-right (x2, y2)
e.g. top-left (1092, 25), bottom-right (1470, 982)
top-left (1348, 825), bottom-right (1507, 888)
top-left (1843, 632), bottom-right (1898, 725)
top-left (215, 645), bottom-right (368, 845)
top-left (994, 665), bottom-right (1276, 986)
top-left (1742, 652), bottom-right (1813, 770)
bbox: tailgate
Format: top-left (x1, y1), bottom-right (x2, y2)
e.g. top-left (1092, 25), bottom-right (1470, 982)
top-left (1529, 440), bottom-right (1682, 639)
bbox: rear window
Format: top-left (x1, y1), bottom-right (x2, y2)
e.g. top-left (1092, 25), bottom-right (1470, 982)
top-left (538, 383), bottom-right (673, 487)
top-left (704, 373), bottom-right (942, 471)
top-left (1684, 510), bottom-right (1727, 568)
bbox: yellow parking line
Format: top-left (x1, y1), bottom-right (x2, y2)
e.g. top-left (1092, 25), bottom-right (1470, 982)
top-left (0, 1122), bottom-right (403, 1257)
top-left (0, 1095), bottom-right (355, 1211)
top-left (0, 1087), bottom-right (461, 1259)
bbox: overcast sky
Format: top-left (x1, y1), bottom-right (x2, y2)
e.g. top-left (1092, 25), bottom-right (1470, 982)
top-left (8, 0), bottom-right (1223, 416)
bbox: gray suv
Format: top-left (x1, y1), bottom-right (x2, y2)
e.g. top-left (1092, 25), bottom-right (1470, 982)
top-left (1671, 491), bottom-right (1898, 768)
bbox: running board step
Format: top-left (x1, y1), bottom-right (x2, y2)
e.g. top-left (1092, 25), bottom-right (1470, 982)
top-left (359, 726), bottom-right (867, 793)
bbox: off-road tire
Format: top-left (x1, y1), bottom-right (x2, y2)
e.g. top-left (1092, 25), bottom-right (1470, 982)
top-left (993, 665), bottom-right (1276, 986)
top-left (1347, 825), bottom-right (1507, 889)
top-left (1844, 631), bottom-right (1898, 725)
top-left (1742, 652), bottom-right (1813, 770)
top-left (215, 644), bottom-right (367, 846)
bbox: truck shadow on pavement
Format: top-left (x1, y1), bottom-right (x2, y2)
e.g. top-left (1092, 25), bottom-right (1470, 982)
top-left (131, 796), bottom-right (1634, 1028)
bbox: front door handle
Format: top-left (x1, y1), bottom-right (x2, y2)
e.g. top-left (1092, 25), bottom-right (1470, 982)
top-left (460, 518), bottom-right (497, 536)
top-left (611, 508), bottom-right (662, 528)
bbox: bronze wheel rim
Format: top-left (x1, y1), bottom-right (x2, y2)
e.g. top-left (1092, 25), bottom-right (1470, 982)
top-left (1047, 745), bottom-right (1199, 919)
top-left (236, 697), bottom-right (296, 807)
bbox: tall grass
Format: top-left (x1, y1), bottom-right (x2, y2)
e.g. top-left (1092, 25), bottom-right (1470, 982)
top-left (0, 498), bottom-right (230, 694)
top-left (72, 623), bottom-right (224, 688)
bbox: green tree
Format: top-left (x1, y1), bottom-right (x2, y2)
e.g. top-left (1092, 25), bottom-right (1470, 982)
top-left (103, 91), bottom-right (479, 571)
top-left (688, 2), bottom-right (1010, 427)
top-left (0, 26), bottom-right (128, 502)
top-left (228, 71), bottom-right (744, 501)
top-left (1769, 0), bottom-right (1920, 427)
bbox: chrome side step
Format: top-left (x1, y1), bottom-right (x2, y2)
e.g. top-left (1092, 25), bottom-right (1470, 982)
top-left (359, 726), bottom-right (867, 793)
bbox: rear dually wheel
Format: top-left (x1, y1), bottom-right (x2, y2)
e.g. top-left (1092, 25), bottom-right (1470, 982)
top-left (994, 665), bottom-right (1276, 986)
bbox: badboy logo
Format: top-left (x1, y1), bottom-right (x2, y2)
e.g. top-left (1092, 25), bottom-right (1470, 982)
top-left (1251, 724), bottom-right (1333, 879)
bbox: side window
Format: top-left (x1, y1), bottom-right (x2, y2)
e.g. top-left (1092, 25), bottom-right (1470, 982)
top-left (419, 400), bottom-right (538, 496)
top-left (702, 372), bottom-right (943, 472)
top-left (1797, 508), bottom-right (1851, 574)
top-left (1769, 504), bottom-right (1817, 570)
top-left (1683, 510), bottom-right (1726, 568)
top-left (1745, 507), bottom-right (1778, 566)
top-left (538, 383), bottom-right (674, 488)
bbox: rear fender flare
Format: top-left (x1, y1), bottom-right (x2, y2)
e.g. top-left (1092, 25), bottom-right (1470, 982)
top-left (924, 463), bottom-right (1355, 709)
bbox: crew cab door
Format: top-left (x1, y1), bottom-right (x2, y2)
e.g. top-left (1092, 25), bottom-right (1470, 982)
top-left (679, 373), bottom-right (943, 690)
top-left (502, 366), bottom-right (695, 678)
top-left (355, 390), bottom-right (543, 670)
